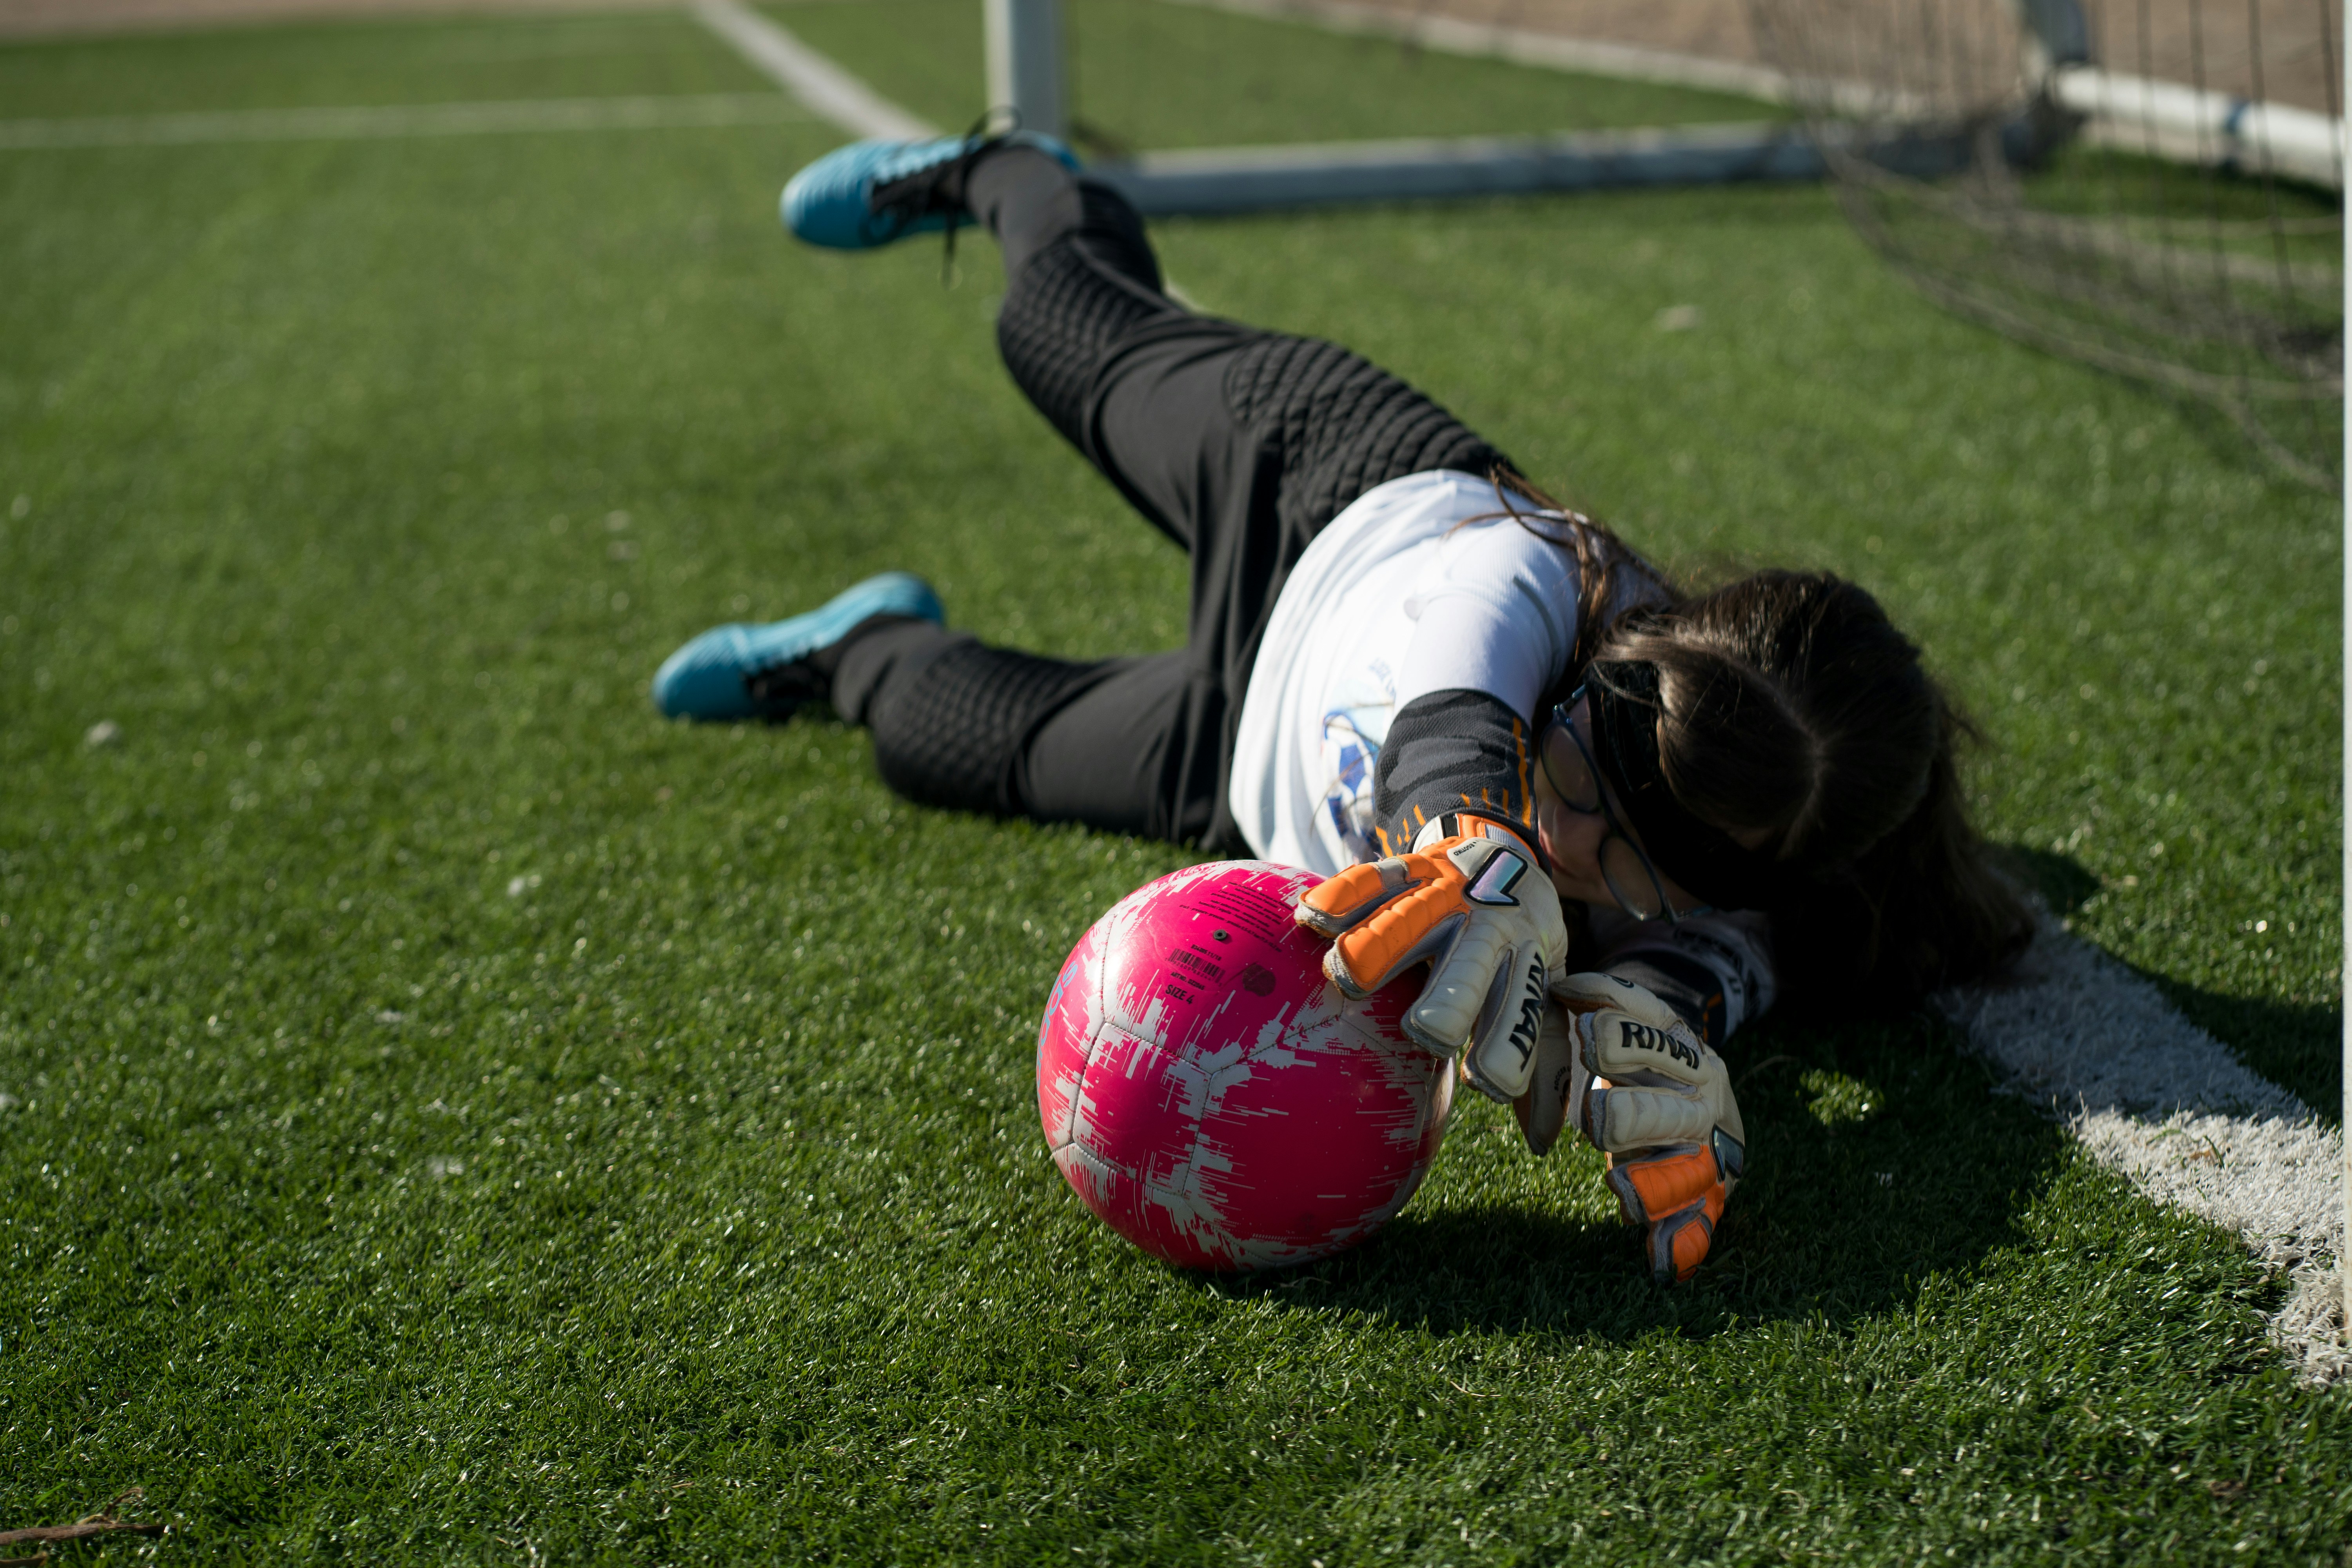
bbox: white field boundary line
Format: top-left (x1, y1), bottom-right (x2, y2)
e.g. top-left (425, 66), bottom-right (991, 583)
top-left (0, 92), bottom-right (809, 151)
top-left (690, 0), bottom-right (936, 140)
top-left (1940, 918), bottom-right (2345, 1385)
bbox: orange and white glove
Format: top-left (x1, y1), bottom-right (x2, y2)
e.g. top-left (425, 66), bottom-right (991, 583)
top-left (1294, 816), bottom-right (1567, 1102)
top-left (1527, 972), bottom-right (1748, 1285)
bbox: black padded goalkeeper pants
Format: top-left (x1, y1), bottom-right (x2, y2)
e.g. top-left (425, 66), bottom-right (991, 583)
top-left (828, 148), bottom-right (1510, 850)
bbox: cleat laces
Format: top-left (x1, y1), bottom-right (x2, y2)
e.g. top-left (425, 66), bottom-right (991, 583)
top-left (867, 108), bottom-right (1024, 283)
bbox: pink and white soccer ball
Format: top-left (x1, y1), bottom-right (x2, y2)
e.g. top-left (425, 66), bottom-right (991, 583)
top-left (1036, 860), bottom-right (1454, 1271)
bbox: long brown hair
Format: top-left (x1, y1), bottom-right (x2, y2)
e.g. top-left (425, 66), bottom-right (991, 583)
top-left (1474, 459), bottom-right (2029, 1012)
top-left (1590, 570), bottom-right (2033, 1013)
top-left (1483, 462), bottom-right (1676, 674)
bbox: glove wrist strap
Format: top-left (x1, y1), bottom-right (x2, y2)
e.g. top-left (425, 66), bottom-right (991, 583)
top-left (1412, 811), bottom-right (1539, 866)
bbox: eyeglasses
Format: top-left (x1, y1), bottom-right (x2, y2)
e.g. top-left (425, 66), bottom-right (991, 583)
top-left (1537, 686), bottom-right (1709, 923)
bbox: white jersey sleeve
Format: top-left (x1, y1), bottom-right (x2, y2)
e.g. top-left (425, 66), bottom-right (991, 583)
top-left (1231, 471), bottom-right (1593, 875)
top-left (1391, 516), bottom-right (1584, 722)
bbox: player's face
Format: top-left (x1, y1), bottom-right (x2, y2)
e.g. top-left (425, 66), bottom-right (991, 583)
top-left (1532, 695), bottom-right (1707, 919)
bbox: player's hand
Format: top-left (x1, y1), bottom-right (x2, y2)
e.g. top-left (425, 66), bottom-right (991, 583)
top-left (1509, 998), bottom-right (1582, 1157)
top-left (1294, 816), bottom-right (1567, 1101)
top-left (1546, 971), bottom-right (1748, 1285)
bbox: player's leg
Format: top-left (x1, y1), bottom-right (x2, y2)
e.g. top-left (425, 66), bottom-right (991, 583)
top-left (663, 135), bottom-right (1503, 848)
top-left (782, 132), bottom-right (1508, 557)
top-left (972, 147), bottom-right (1510, 559)
top-left (653, 578), bottom-right (1221, 839)
top-left (650, 571), bottom-right (943, 723)
top-left (826, 618), bottom-right (1224, 843)
top-left (966, 150), bottom-right (1508, 848)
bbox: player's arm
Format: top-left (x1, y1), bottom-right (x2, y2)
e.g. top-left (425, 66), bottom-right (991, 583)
top-left (1295, 798), bottom-right (1561, 1101)
top-left (1368, 687), bottom-right (1544, 857)
top-left (1588, 908), bottom-right (1777, 1048)
top-left (1361, 519), bottom-right (1576, 860)
top-left (1293, 522), bottom-right (1579, 1102)
top-left (1293, 699), bottom-right (1566, 1100)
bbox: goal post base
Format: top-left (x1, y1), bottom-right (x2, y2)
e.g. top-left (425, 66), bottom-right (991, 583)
top-left (1096, 123), bottom-right (1821, 215)
top-left (1091, 121), bottom-right (2002, 216)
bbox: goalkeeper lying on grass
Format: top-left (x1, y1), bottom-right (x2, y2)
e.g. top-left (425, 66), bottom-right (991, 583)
top-left (652, 129), bottom-right (2033, 1283)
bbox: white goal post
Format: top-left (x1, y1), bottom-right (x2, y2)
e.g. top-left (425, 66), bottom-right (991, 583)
top-left (985, 0), bottom-right (1066, 140)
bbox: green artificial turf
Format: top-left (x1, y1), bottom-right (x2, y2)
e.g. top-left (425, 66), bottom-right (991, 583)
top-left (0, 6), bottom-right (2345, 1564)
top-left (771, 0), bottom-right (1785, 153)
top-left (0, 11), bottom-right (771, 118)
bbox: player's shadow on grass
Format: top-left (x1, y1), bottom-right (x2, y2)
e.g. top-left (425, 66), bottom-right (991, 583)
top-left (1204, 1000), bottom-right (2074, 1341)
top-left (1203, 842), bottom-right (2328, 1338)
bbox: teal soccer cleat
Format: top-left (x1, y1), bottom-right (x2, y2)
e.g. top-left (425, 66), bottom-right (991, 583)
top-left (651, 572), bottom-right (944, 722)
top-left (781, 130), bottom-right (1079, 250)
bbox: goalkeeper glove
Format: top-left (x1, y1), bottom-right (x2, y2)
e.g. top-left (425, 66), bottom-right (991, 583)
top-left (1294, 815), bottom-right (1568, 1102)
top-left (1518, 971), bottom-right (1747, 1285)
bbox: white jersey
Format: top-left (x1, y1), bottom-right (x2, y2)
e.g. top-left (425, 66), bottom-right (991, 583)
top-left (1229, 468), bottom-right (1777, 1038)
top-left (1232, 469), bottom-right (1590, 874)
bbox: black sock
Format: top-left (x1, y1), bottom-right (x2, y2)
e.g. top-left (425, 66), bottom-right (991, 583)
top-left (964, 146), bottom-right (1090, 279)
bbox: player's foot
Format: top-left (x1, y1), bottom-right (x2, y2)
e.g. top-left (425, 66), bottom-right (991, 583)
top-left (651, 572), bottom-right (944, 722)
top-left (781, 128), bottom-right (1079, 250)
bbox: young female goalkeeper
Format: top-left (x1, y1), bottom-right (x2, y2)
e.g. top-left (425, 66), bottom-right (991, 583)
top-left (652, 132), bottom-right (2033, 1283)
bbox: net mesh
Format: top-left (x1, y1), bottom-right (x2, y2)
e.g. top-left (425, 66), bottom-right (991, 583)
top-left (1749, 0), bottom-right (2344, 485)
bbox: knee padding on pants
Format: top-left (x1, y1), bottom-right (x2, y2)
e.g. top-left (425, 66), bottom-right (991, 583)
top-left (996, 191), bottom-right (1177, 452)
top-left (1224, 335), bottom-right (1508, 535)
top-left (866, 640), bottom-right (1112, 817)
